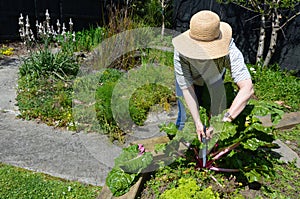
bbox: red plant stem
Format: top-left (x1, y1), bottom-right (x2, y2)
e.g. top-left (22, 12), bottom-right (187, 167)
top-left (209, 166), bottom-right (240, 172)
top-left (211, 142), bottom-right (241, 160)
top-left (210, 174), bottom-right (223, 188)
top-left (193, 147), bottom-right (199, 156)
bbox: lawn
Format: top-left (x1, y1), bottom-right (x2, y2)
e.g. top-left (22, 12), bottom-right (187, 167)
top-left (0, 163), bottom-right (102, 199)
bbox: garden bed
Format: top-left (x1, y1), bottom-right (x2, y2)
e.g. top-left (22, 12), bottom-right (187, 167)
top-left (99, 111), bottom-right (300, 198)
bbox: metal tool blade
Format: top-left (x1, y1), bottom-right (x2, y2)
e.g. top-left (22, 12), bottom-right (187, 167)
top-left (202, 137), bottom-right (207, 167)
top-left (201, 126), bottom-right (208, 167)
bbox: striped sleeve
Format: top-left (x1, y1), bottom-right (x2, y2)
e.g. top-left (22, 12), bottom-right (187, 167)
top-left (228, 39), bottom-right (251, 83)
top-left (174, 50), bottom-right (193, 89)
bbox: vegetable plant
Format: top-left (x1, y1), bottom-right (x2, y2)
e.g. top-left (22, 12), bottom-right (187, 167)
top-left (106, 144), bottom-right (153, 196)
top-left (105, 98), bottom-right (284, 197)
top-left (159, 98), bottom-right (284, 183)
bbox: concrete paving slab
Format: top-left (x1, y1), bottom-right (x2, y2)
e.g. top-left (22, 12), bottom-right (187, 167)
top-left (0, 112), bottom-right (121, 186)
top-left (273, 139), bottom-right (300, 168)
top-left (0, 64), bottom-right (19, 113)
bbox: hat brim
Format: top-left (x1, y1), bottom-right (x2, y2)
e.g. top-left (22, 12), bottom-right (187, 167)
top-left (172, 22), bottom-right (232, 59)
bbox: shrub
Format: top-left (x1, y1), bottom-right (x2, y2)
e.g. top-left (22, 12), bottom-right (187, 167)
top-left (17, 35), bottom-right (79, 129)
top-left (17, 74), bottom-right (75, 128)
top-left (93, 67), bottom-right (174, 142)
top-left (130, 83), bottom-right (174, 125)
top-left (95, 68), bottom-right (124, 140)
top-left (160, 178), bottom-right (220, 199)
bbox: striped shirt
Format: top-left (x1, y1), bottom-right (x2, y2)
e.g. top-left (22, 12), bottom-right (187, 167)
top-left (174, 39), bottom-right (251, 89)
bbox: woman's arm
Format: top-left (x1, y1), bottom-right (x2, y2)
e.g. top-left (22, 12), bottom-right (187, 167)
top-left (182, 86), bottom-right (212, 140)
top-left (224, 79), bottom-right (254, 122)
top-left (225, 40), bottom-right (254, 121)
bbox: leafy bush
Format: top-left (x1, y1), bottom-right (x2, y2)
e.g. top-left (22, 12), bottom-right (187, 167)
top-left (95, 68), bottom-right (124, 140)
top-left (130, 83), bottom-right (174, 125)
top-left (139, 158), bottom-right (245, 199)
top-left (93, 67), bottom-right (174, 142)
top-left (19, 48), bottom-right (79, 78)
top-left (16, 25), bottom-right (106, 130)
top-left (160, 178), bottom-right (220, 199)
top-left (133, 0), bottom-right (173, 28)
top-left (68, 27), bottom-right (107, 52)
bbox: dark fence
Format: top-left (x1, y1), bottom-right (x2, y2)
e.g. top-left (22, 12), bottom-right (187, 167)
top-left (0, 0), bottom-right (107, 41)
top-left (173, 0), bottom-right (300, 73)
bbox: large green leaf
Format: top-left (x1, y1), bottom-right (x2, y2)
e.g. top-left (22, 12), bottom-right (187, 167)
top-left (106, 167), bottom-right (136, 197)
top-left (244, 165), bottom-right (274, 183)
top-left (114, 145), bottom-right (153, 173)
top-left (241, 138), bottom-right (269, 151)
top-left (212, 121), bottom-right (238, 141)
top-left (179, 121), bottom-right (198, 143)
top-left (119, 152), bottom-right (153, 173)
top-left (160, 122), bottom-right (178, 136)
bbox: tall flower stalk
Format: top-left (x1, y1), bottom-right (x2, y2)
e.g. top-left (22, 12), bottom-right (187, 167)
top-left (18, 9), bottom-right (76, 50)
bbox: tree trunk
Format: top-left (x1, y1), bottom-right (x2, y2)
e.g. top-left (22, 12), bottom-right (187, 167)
top-left (161, 0), bottom-right (165, 38)
top-left (256, 13), bottom-right (266, 64)
top-left (264, 7), bottom-right (280, 67)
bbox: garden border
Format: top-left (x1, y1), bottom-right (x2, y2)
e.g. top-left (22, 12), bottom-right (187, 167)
top-left (97, 111), bottom-right (300, 198)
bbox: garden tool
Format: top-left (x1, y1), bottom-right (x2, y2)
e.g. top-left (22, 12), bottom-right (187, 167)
top-left (200, 125), bottom-right (208, 167)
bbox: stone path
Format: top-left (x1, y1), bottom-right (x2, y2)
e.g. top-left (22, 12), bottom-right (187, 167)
top-left (0, 56), bottom-right (299, 188)
top-left (0, 56), bottom-right (176, 186)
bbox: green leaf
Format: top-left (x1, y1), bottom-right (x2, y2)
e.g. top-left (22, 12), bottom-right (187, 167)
top-left (199, 106), bottom-right (209, 127)
top-left (114, 145), bottom-right (153, 173)
top-left (245, 122), bottom-right (272, 134)
top-left (241, 138), bottom-right (268, 151)
top-left (212, 120), bottom-right (238, 141)
top-left (154, 143), bottom-right (166, 153)
top-left (244, 165), bottom-right (274, 183)
top-left (106, 167), bottom-right (136, 196)
top-left (160, 122), bottom-right (178, 136)
top-left (179, 121), bottom-right (198, 143)
top-left (244, 169), bottom-right (261, 183)
top-left (249, 100), bottom-right (284, 125)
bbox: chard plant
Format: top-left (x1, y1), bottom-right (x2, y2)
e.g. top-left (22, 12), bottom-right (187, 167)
top-left (159, 99), bottom-right (284, 183)
top-left (106, 144), bottom-right (153, 196)
top-left (105, 98), bottom-right (284, 196)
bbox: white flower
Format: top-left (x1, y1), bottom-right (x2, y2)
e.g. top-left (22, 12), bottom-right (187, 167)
top-left (249, 67), bottom-right (256, 74)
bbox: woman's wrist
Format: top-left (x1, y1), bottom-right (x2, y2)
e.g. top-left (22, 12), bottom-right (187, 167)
top-left (222, 112), bottom-right (233, 122)
top-left (195, 121), bottom-right (204, 131)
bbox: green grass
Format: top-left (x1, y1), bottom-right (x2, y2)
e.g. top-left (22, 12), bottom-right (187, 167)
top-left (260, 161), bottom-right (300, 199)
top-left (249, 64), bottom-right (300, 111)
top-left (0, 163), bottom-right (102, 199)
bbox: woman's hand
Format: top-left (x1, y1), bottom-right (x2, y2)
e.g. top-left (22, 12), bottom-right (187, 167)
top-left (196, 126), bottom-right (213, 142)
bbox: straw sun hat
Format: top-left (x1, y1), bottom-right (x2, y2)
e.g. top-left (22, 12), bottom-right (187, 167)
top-left (172, 10), bottom-right (232, 59)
